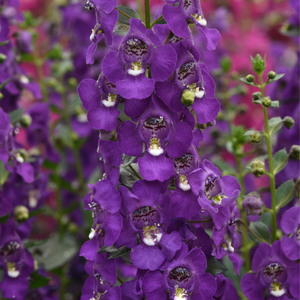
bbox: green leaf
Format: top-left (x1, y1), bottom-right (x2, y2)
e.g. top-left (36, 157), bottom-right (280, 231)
top-left (206, 257), bottom-right (227, 276)
top-left (266, 73), bottom-right (285, 84)
top-left (119, 163), bottom-right (140, 189)
top-left (49, 174), bottom-right (75, 192)
top-left (260, 211), bottom-right (272, 228)
top-left (42, 159), bottom-right (58, 170)
top-left (0, 160), bottom-right (9, 185)
top-left (117, 5), bottom-right (140, 25)
top-left (0, 40), bottom-right (9, 46)
top-left (275, 179), bottom-right (295, 206)
top-left (154, 17), bottom-right (167, 25)
top-left (98, 245), bottom-right (131, 259)
top-left (269, 117), bottom-right (283, 134)
top-left (0, 213), bottom-right (10, 224)
top-left (273, 149), bottom-right (288, 174)
top-left (0, 78), bottom-right (11, 91)
top-left (270, 101), bottom-right (279, 108)
top-left (28, 234), bottom-right (78, 271)
top-left (23, 238), bottom-right (49, 249)
top-left (225, 141), bottom-right (234, 153)
top-left (122, 154), bottom-right (137, 167)
top-left (9, 108), bottom-right (24, 124)
top-left (29, 271), bottom-right (50, 289)
top-left (239, 77), bottom-right (257, 86)
top-left (249, 221), bottom-right (270, 243)
top-left (20, 53), bottom-right (34, 62)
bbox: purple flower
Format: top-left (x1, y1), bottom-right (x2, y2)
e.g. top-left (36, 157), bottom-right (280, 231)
top-left (187, 159), bottom-right (241, 229)
top-left (118, 96), bottom-right (193, 182)
top-left (80, 180), bottom-right (122, 261)
top-left (280, 206), bottom-right (300, 260)
top-left (214, 274), bottom-right (239, 300)
top-left (155, 41), bottom-right (220, 124)
top-left (242, 191), bottom-right (263, 216)
top-left (15, 31), bottom-right (33, 53)
top-left (162, 0), bottom-right (221, 50)
top-left (81, 253), bottom-right (121, 300)
top-left (102, 18), bottom-right (177, 99)
top-left (143, 243), bottom-right (216, 300)
top-left (85, 3), bottom-right (118, 64)
top-left (241, 241), bottom-right (299, 299)
top-left (117, 180), bottom-right (182, 271)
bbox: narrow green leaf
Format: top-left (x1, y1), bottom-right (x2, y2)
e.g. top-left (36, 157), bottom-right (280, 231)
top-left (244, 130), bottom-right (255, 136)
top-left (122, 154), bottom-right (137, 167)
top-left (119, 164), bottom-right (140, 188)
top-left (206, 257), bottom-right (227, 276)
top-left (117, 5), bottom-right (140, 25)
top-left (273, 149), bottom-right (288, 174)
top-left (42, 159), bottom-right (58, 170)
top-left (266, 73), bottom-right (285, 84)
top-left (268, 117), bottom-right (283, 134)
top-left (0, 160), bottom-right (9, 185)
top-left (23, 238), bottom-right (49, 249)
top-left (240, 77), bottom-right (257, 86)
top-left (275, 179), bottom-right (295, 206)
top-left (98, 245), bottom-right (131, 259)
top-left (29, 271), bottom-right (50, 289)
top-left (249, 221), bottom-right (270, 243)
top-left (0, 213), bottom-right (10, 224)
top-left (9, 108), bottom-right (24, 124)
top-left (0, 78), bottom-right (11, 91)
top-left (0, 40), bottom-right (9, 46)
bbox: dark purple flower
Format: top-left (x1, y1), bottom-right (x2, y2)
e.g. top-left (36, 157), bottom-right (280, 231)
top-left (15, 31), bottom-right (33, 53)
top-left (118, 96), bottom-right (193, 182)
top-left (280, 206), bottom-right (300, 260)
top-left (155, 41), bottom-right (220, 124)
top-left (162, 0), bottom-right (221, 50)
top-left (241, 241), bottom-right (299, 299)
top-left (214, 274), bottom-right (239, 300)
top-left (85, 4), bottom-right (118, 64)
top-left (102, 18), bottom-right (177, 99)
top-left (143, 243), bottom-right (216, 300)
top-left (117, 180), bottom-right (182, 271)
top-left (80, 180), bottom-right (122, 260)
top-left (81, 253), bottom-right (121, 300)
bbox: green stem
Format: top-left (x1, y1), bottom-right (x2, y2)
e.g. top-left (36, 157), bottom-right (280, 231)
top-left (150, 15), bottom-right (163, 27)
top-left (136, 0), bottom-right (144, 23)
top-left (144, 0), bottom-right (151, 28)
top-left (259, 75), bottom-right (277, 243)
top-left (116, 7), bottom-right (132, 19)
top-left (186, 218), bottom-right (212, 224)
top-left (236, 155), bottom-right (251, 272)
top-left (55, 169), bottom-right (64, 241)
top-left (61, 84), bottom-right (85, 189)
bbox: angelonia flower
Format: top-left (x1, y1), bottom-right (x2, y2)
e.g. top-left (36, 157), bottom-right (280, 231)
top-left (77, 0), bottom-right (244, 298)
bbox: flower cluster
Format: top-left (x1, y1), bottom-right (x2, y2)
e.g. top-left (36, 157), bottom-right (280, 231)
top-left (78, 1), bottom-right (244, 299)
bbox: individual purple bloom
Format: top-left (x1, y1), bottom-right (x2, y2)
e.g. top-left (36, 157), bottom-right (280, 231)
top-left (143, 243), bottom-right (216, 300)
top-left (121, 280), bottom-right (144, 300)
top-left (0, 222), bottom-right (34, 299)
top-left (15, 31), bottom-right (33, 53)
top-left (241, 241), bottom-right (299, 299)
top-left (162, 0), bottom-right (221, 50)
top-left (187, 160), bottom-right (241, 229)
top-left (118, 96), bottom-right (193, 182)
top-left (102, 18), bottom-right (177, 99)
top-left (212, 225), bottom-right (242, 275)
top-left (85, 0), bottom-right (117, 14)
top-left (78, 76), bottom-right (120, 131)
top-left (80, 180), bottom-right (122, 260)
top-left (85, 4), bottom-right (118, 64)
top-left (214, 274), bottom-right (239, 300)
top-left (155, 41), bottom-right (220, 124)
top-left (81, 253), bottom-right (121, 300)
top-left (280, 206), bottom-right (300, 260)
top-left (117, 180), bottom-right (182, 271)
top-left (0, 192), bottom-right (12, 217)
top-left (0, 107), bottom-right (12, 165)
top-left (27, 103), bottom-right (59, 163)
top-left (242, 191), bottom-right (263, 216)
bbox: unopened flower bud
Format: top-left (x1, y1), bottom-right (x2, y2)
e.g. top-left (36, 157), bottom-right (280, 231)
top-left (252, 54), bottom-right (266, 76)
top-left (181, 89), bottom-right (195, 106)
top-left (249, 131), bottom-right (261, 143)
top-left (0, 53), bottom-right (7, 64)
top-left (252, 92), bottom-right (262, 101)
top-left (246, 74), bottom-right (255, 82)
top-left (283, 116), bottom-right (295, 129)
top-left (221, 56), bottom-right (231, 73)
top-left (0, 92), bottom-right (3, 100)
top-left (14, 205), bottom-right (29, 221)
top-left (290, 145), bottom-right (300, 160)
top-left (20, 114), bottom-right (32, 128)
top-left (262, 96), bottom-right (271, 107)
top-left (250, 159), bottom-right (265, 177)
top-left (68, 77), bottom-right (78, 88)
top-left (242, 192), bottom-right (263, 216)
top-left (267, 71), bottom-right (276, 79)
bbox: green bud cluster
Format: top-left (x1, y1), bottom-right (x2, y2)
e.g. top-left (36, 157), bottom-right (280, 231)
top-left (0, 53), bottom-right (7, 64)
top-left (283, 116), bottom-right (295, 129)
top-left (14, 205), bottom-right (29, 221)
top-left (252, 92), bottom-right (262, 101)
top-left (20, 114), bottom-right (32, 128)
top-left (250, 159), bottom-right (265, 177)
top-left (290, 145), bottom-right (300, 160)
top-left (262, 96), bottom-right (271, 107)
top-left (249, 131), bottom-right (261, 143)
top-left (251, 54), bottom-right (266, 76)
top-left (246, 74), bottom-right (255, 82)
top-left (267, 71), bottom-right (276, 79)
top-left (181, 89), bottom-right (195, 106)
